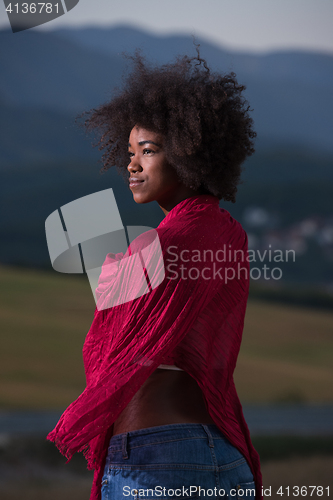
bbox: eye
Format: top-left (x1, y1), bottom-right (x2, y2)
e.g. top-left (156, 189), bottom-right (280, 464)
top-left (143, 148), bottom-right (154, 155)
top-left (128, 151), bottom-right (134, 158)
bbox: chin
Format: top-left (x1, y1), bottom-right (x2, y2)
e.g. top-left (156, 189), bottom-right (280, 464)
top-left (132, 193), bottom-right (152, 204)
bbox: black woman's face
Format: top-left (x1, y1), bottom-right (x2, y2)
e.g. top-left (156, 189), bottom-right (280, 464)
top-left (127, 125), bottom-right (185, 212)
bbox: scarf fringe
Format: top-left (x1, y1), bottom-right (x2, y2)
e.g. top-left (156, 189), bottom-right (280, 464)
top-left (47, 429), bottom-right (103, 472)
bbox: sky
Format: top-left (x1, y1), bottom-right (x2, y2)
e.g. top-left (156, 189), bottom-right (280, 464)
top-left (0, 0), bottom-right (333, 54)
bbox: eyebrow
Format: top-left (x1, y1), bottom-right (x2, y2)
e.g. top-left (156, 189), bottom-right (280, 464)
top-left (128, 140), bottom-right (162, 148)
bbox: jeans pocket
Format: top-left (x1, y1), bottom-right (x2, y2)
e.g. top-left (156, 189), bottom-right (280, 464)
top-left (236, 481), bottom-right (256, 499)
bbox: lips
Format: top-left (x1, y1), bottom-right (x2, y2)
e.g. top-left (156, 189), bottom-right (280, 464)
top-left (129, 178), bottom-right (145, 188)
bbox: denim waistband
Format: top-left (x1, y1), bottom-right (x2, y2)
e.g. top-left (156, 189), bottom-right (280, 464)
top-left (108, 423), bottom-right (227, 454)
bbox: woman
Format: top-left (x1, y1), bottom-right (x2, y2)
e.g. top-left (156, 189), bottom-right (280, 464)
top-left (48, 51), bottom-right (262, 500)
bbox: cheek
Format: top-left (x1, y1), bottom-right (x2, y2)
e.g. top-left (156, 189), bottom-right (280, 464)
top-left (159, 163), bottom-right (180, 187)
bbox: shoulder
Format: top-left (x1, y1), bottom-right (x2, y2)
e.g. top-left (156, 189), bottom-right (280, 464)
top-left (157, 206), bottom-right (247, 250)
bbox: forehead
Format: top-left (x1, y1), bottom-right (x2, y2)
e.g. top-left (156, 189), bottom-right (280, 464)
top-left (128, 125), bottom-right (164, 146)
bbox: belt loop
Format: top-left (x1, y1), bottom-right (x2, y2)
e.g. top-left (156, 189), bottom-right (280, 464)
top-left (122, 432), bottom-right (129, 459)
top-left (202, 424), bottom-right (214, 448)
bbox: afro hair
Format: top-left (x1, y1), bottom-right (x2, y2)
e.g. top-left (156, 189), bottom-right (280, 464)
top-left (83, 49), bottom-right (256, 203)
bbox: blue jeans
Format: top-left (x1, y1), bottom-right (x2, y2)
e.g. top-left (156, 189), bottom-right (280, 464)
top-left (101, 423), bottom-right (256, 499)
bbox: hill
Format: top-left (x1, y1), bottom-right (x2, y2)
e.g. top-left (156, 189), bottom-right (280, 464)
top-left (0, 25), bottom-right (333, 156)
top-left (0, 26), bottom-right (332, 283)
top-left (0, 265), bottom-right (332, 409)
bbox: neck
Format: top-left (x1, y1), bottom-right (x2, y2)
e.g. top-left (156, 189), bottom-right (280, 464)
top-left (158, 189), bottom-right (204, 217)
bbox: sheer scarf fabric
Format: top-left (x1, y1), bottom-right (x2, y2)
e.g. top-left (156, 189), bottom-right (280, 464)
top-left (47, 194), bottom-right (262, 499)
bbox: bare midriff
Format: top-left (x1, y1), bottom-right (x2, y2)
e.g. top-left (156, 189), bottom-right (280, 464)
top-left (112, 368), bottom-right (215, 436)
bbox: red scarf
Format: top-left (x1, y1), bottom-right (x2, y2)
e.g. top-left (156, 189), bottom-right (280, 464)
top-left (47, 194), bottom-right (262, 499)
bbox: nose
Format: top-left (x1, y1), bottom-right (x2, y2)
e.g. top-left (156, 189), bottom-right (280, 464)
top-left (127, 156), bottom-right (143, 174)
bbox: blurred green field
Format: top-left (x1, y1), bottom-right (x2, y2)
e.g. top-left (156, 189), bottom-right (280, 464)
top-left (0, 265), bottom-right (333, 409)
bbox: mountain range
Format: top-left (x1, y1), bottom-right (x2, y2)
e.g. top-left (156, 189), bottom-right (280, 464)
top-left (0, 25), bottom-right (332, 282)
top-left (1, 24), bottom-right (333, 167)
